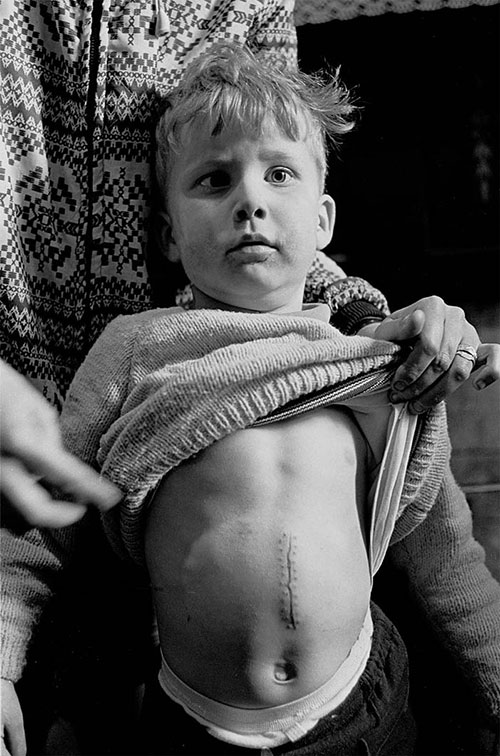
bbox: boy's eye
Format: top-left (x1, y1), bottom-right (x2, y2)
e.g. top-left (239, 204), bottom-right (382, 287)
top-left (198, 171), bottom-right (230, 190)
top-left (267, 167), bottom-right (294, 185)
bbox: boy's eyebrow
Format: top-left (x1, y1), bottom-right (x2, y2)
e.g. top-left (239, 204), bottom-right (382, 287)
top-left (257, 147), bottom-right (303, 164)
top-left (180, 157), bottom-right (232, 184)
top-left (185, 148), bottom-right (303, 175)
top-left (189, 156), bottom-right (233, 170)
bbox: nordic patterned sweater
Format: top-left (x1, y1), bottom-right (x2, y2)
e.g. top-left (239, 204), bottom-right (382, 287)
top-left (0, 0), bottom-right (387, 410)
top-left (1, 307), bottom-right (499, 729)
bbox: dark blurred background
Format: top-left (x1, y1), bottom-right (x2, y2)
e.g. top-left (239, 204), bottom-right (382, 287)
top-left (297, 3), bottom-right (500, 582)
top-left (296, 8), bottom-right (499, 751)
top-left (297, 4), bottom-right (498, 308)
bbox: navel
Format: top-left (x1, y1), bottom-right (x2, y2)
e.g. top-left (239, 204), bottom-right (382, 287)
top-left (273, 659), bottom-right (297, 683)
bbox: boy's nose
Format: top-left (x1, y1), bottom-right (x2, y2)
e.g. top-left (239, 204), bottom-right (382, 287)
top-left (233, 201), bottom-right (266, 223)
top-left (232, 181), bottom-right (267, 223)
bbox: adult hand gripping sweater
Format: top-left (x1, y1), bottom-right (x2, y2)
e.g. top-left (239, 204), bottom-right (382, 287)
top-left (1, 308), bottom-right (499, 732)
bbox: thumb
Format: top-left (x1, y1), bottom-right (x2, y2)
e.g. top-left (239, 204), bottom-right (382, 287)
top-left (472, 343), bottom-right (500, 390)
top-left (374, 309), bottom-right (425, 343)
top-left (1, 679), bottom-right (26, 756)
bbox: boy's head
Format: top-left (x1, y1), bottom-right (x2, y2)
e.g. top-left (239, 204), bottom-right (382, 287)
top-left (156, 43), bottom-right (355, 197)
top-left (155, 43), bottom-right (356, 313)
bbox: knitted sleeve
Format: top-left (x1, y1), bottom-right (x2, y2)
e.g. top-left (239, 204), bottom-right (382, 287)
top-left (388, 466), bottom-right (500, 726)
top-left (248, 0), bottom-right (298, 69)
top-left (0, 316), bottom-right (138, 681)
top-left (60, 314), bottom-right (141, 467)
top-left (1, 523), bottom-right (80, 681)
top-left (303, 252), bottom-right (390, 334)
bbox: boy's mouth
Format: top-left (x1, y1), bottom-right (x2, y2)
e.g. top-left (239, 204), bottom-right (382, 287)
top-left (227, 235), bottom-right (276, 255)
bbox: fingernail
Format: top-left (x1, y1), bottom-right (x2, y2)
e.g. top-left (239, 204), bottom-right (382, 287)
top-left (476, 380), bottom-right (486, 390)
top-left (389, 392), bottom-right (402, 403)
top-left (393, 381), bottom-right (407, 392)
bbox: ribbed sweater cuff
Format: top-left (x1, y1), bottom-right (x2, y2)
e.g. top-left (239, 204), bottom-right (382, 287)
top-left (331, 301), bottom-right (385, 335)
top-left (1, 628), bottom-right (29, 682)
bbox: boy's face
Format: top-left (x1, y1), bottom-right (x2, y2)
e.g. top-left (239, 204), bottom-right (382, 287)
top-left (161, 117), bottom-right (335, 312)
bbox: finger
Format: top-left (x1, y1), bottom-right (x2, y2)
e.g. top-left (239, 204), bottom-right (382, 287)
top-left (6, 446), bottom-right (121, 512)
top-left (1, 736), bottom-right (15, 756)
top-left (472, 344), bottom-right (500, 390)
top-left (391, 316), bottom-right (479, 402)
top-left (407, 376), bottom-right (450, 415)
top-left (390, 346), bottom-right (452, 403)
top-left (390, 313), bottom-right (448, 395)
top-left (390, 350), bottom-right (454, 403)
top-left (0, 458), bottom-right (88, 529)
top-left (407, 352), bottom-right (475, 414)
top-left (2, 723), bottom-right (26, 756)
top-left (1, 395), bottom-right (61, 454)
top-left (374, 309), bottom-right (425, 343)
top-left (1, 684), bottom-right (27, 756)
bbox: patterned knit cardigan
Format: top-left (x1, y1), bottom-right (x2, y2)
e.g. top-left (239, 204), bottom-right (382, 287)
top-left (2, 308), bottom-right (499, 727)
top-left (0, 0), bottom-right (387, 410)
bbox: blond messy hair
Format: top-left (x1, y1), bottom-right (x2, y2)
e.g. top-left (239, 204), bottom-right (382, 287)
top-left (155, 42), bottom-right (356, 202)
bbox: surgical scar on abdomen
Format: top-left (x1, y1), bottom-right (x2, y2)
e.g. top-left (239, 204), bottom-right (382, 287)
top-left (278, 532), bottom-right (299, 630)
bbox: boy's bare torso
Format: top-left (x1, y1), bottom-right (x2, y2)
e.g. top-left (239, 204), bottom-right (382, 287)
top-left (145, 407), bottom-right (371, 708)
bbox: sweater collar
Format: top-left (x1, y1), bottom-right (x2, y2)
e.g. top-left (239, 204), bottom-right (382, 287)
top-left (286, 303), bottom-right (331, 323)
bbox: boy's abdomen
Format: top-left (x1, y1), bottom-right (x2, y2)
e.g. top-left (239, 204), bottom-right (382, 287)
top-left (145, 407), bottom-right (371, 707)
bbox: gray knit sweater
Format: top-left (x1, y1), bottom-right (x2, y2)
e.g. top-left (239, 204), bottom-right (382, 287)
top-left (2, 307), bottom-right (499, 725)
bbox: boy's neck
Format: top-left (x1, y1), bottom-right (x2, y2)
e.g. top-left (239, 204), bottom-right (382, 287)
top-left (191, 285), bottom-right (305, 314)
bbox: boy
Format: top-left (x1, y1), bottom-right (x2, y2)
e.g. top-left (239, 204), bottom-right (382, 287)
top-left (2, 43), bottom-right (499, 755)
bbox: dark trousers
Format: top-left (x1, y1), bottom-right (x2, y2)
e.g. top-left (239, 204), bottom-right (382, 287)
top-left (138, 603), bottom-right (416, 756)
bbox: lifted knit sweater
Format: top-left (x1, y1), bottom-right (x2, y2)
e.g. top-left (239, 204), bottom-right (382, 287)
top-left (57, 307), bottom-right (446, 563)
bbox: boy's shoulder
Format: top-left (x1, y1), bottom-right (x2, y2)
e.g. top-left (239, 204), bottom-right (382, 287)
top-left (102, 306), bottom-right (185, 337)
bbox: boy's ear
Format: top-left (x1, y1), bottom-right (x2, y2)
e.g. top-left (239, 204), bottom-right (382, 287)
top-left (157, 210), bottom-right (181, 263)
top-left (316, 194), bottom-right (336, 250)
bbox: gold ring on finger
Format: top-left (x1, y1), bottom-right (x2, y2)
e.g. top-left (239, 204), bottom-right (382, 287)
top-left (455, 344), bottom-right (478, 366)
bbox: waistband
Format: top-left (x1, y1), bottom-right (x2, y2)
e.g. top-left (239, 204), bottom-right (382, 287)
top-left (158, 609), bottom-right (373, 748)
